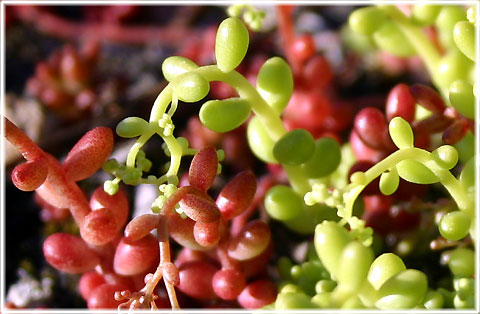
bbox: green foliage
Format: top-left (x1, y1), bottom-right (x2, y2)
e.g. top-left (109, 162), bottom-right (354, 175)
top-left (116, 117), bottom-right (150, 138)
top-left (256, 57), bottom-right (293, 114)
top-left (423, 290), bottom-right (444, 309)
top-left (453, 21), bottom-right (475, 61)
top-left (375, 269), bottom-right (428, 309)
top-left (215, 17), bottom-right (249, 72)
top-left (435, 50), bottom-right (473, 90)
top-left (265, 185), bottom-right (303, 221)
top-left (431, 145), bottom-right (458, 170)
top-left (379, 168), bottom-right (399, 196)
top-left (162, 56), bottom-right (199, 82)
top-left (367, 253), bottom-right (406, 290)
top-left (314, 221), bottom-right (352, 277)
top-left (275, 291), bottom-right (316, 309)
top-left (349, 7), bottom-right (387, 35)
top-left (373, 22), bottom-right (416, 57)
top-left (435, 6), bottom-right (467, 48)
top-left (412, 4), bottom-right (442, 25)
top-left (302, 137), bottom-right (341, 178)
top-left (199, 98), bottom-right (251, 132)
top-left (439, 211), bottom-right (470, 241)
top-left (396, 159), bottom-right (439, 184)
top-left (337, 241), bottom-right (374, 291)
top-left (448, 248), bottom-right (474, 277)
top-left (273, 129), bottom-right (315, 165)
top-left (459, 157), bottom-right (475, 193)
top-left (449, 80), bottom-right (475, 119)
top-left (172, 72), bottom-right (210, 102)
top-left (389, 117), bottom-right (414, 149)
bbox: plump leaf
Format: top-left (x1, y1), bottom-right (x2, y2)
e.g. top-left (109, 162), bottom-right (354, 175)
top-left (200, 98), bottom-right (251, 132)
top-left (256, 57), bottom-right (293, 113)
top-left (215, 17), bottom-right (249, 72)
top-left (389, 117), bottom-right (414, 149)
top-left (116, 117), bottom-right (150, 138)
top-left (368, 253), bottom-right (406, 290)
top-left (162, 56), bottom-right (199, 82)
top-left (273, 129), bottom-right (315, 165)
top-left (172, 72), bottom-right (210, 103)
top-left (396, 159), bottom-right (439, 184)
top-left (63, 127), bottom-right (113, 182)
top-left (375, 269), bottom-right (428, 309)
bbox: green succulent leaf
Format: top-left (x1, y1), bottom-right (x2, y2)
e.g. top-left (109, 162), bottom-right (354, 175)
top-left (116, 117), bottom-right (150, 138)
top-left (172, 72), bottom-right (210, 103)
top-left (256, 57), bottom-right (293, 114)
top-left (273, 129), bottom-right (315, 166)
top-left (396, 159), bottom-right (439, 184)
top-left (375, 269), bottom-right (428, 309)
top-left (215, 17), bottom-right (249, 73)
top-left (199, 98), bottom-right (251, 133)
top-left (389, 117), bottom-right (414, 149)
top-left (379, 168), bottom-right (399, 196)
top-left (162, 56), bottom-right (198, 82)
top-left (373, 22), bottom-right (416, 57)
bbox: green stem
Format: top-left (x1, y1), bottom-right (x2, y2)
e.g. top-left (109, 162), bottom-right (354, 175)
top-left (362, 147), bottom-right (430, 182)
top-left (126, 132), bottom-right (154, 168)
top-left (150, 85), bottom-right (173, 122)
top-left (344, 147), bottom-right (473, 219)
top-left (162, 134), bottom-right (183, 179)
top-left (283, 165), bottom-right (311, 195)
top-left (424, 159), bottom-right (474, 214)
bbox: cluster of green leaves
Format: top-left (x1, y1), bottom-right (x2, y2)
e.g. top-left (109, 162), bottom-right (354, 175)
top-left (273, 220), bottom-right (475, 310)
top-left (349, 4), bottom-right (475, 120)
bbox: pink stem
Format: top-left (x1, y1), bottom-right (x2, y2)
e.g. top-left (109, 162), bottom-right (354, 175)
top-left (13, 6), bottom-right (198, 47)
top-left (4, 117), bottom-right (44, 161)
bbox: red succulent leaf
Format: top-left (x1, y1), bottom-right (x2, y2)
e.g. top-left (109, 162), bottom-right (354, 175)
top-left (63, 127), bottom-right (113, 181)
top-left (180, 193), bottom-right (221, 223)
top-left (216, 170), bottom-right (257, 220)
top-left (124, 214), bottom-right (161, 241)
top-left (189, 147), bottom-right (218, 191)
top-left (12, 158), bottom-right (48, 191)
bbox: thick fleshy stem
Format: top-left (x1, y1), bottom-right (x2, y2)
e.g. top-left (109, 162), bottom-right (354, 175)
top-left (4, 117), bottom-right (90, 225)
top-left (4, 117), bottom-right (124, 249)
top-left (4, 117), bottom-right (44, 161)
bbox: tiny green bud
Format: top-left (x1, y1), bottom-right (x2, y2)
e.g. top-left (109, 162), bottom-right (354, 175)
top-left (104, 180), bottom-right (119, 195)
top-left (216, 149), bottom-right (225, 161)
top-left (350, 171), bottom-right (366, 185)
top-left (379, 168), bottom-right (399, 196)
